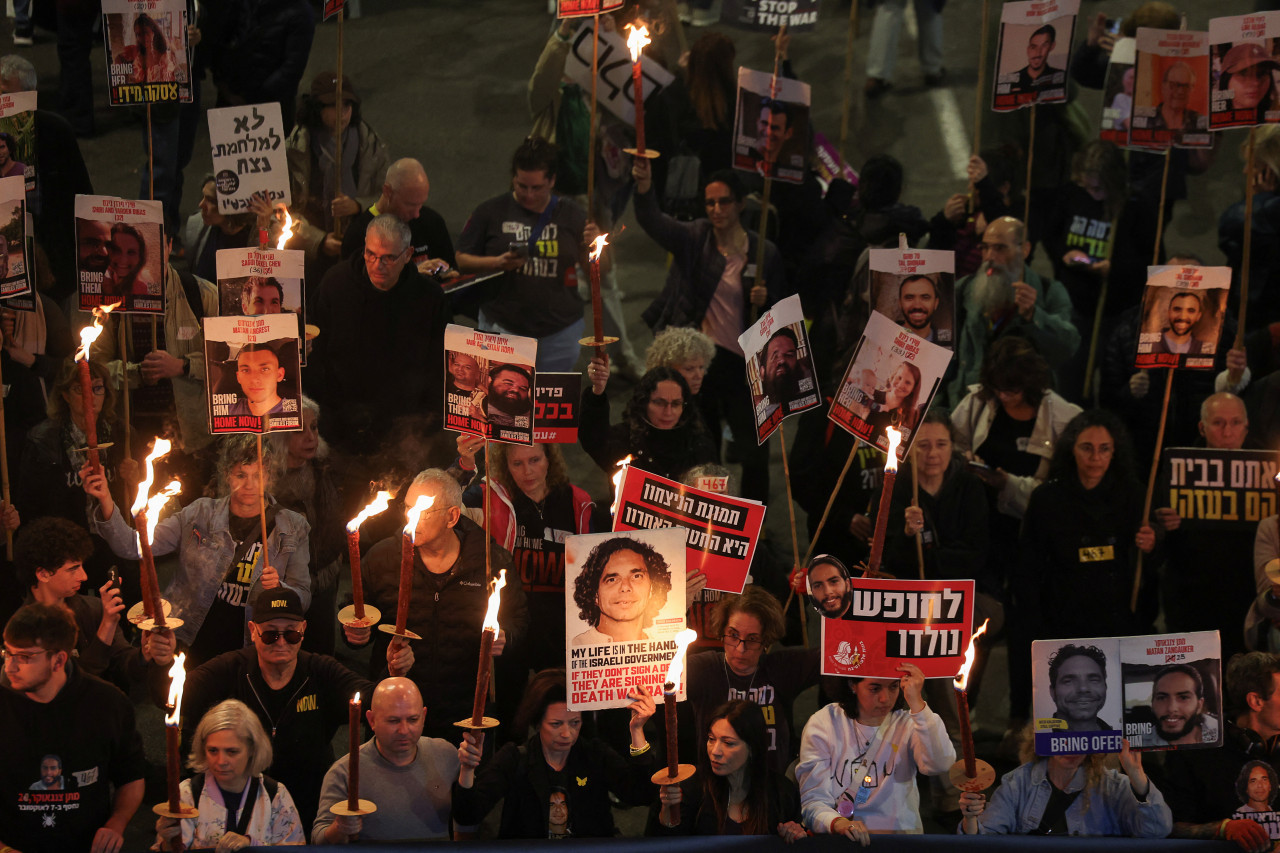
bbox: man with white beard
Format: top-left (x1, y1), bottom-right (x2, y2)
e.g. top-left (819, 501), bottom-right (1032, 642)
top-left (946, 216), bottom-right (1079, 406)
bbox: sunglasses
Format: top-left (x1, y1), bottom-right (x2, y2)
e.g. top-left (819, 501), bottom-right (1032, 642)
top-left (258, 629), bottom-right (304, 645)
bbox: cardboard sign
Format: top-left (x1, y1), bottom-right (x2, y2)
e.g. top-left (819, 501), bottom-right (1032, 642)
top-left (829, 310), bottom-right (952, 460)
top-left (564, 21), bottom-right (674, 126)
top-left (869, 248), bottom-right (956, 350)
top-left (444, 323), bottom-right (538, 446)
top-left (216, 247), bottom-right (306, 365)
top-left (1130, 28), bottom-right (1212, 149)
top-left (75, 195), bottom-right (165, 314)
top-left (533, 372), bottom-right (581, 443)
top-left (1209, 13), bottom-right (1280, 130)
top-left (733, 67), bottom-right (811, 183)
top-left (738, 294), bottom-right (821, 443)
top-left (612, 467), bottom-right (766, 593)
top-left (1032, 632), bottom-right (1222, 754)
top-left (992, 0), bottom-right (1079, 111)
top-left (1134, 265), bottom-right (1229, 369)
top-left (1100, 37), bottom-right (1137, 145)
top-left (204, 313), bottom-right (302, 434)
top-left (0, 91), bottom-right (37, 195)
top-left (208, 102), bottom-right (290, 215)
top-left (102, 0), bottom-right (192, 104)
top-left (0, 176), bottom-right (28, 299)
top-left (721, 0), bottom-right (820, 32)
top-left (322, 0), bottom-right (345, 20)
top-left (565, 528), bottom-right (688, 711)
top-left (820, 578), bottom-right (976, 679)
top-left (557, 0), bottom-right (624, 17)
top-left (1162, 447), bottom-right (1279, 529)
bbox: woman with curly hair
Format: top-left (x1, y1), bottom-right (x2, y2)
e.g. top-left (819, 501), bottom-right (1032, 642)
top-left (645, 326), bottom-right (717, 397)
top-left (569, 534), bottom-right (673, 645)
top-left (580, 360), bottom-right (717, 483)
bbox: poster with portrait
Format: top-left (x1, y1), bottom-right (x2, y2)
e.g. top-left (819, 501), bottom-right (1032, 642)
top-left (0, 91), bottom-right (36, 195)
top-left (868, 247), bottom-right (956, 350)
top-left (533, 372), bottom-right (581, 443)
top-left (557, 0), bottom-right (624, 17)
top-left (0, 176), bottom-right (28, 299)
top-left (992, 0), bottom-right (1078, 111)
top-left (203, 313), bottom-right (301, 434)
top-left (738, 293), bottom-right (821, 444)
top-left (207, 102), bottom-right (290, 215)
top-left (565, 528), bottom-right (688, 712)
top-left (612, 466), bottom-right (766, 593)
top-left (564, 21), bottom-right (674, 127)
top-left (828, 310), bottom-right (952, 460)
top-left (733, 68), bottom-right (811, 183)
top-left (1100, 37), bottom-right (1137, 144)
top-left (1161, 448), bottom-right (1278, 531)
top-left (722, 0), bottom-right (820, 32)
top-left (74, 194), bottom-right (165, 314)
top-left (322, 0), bottom-right (346, 20)
top-left (820, 578), bottom-right (976, 679)
top-left (1134, 265), bottom-right (1230, 370)
top-left (1129, 28), bottom-right (1212, 149)
top-left (215, 247), bottom-right (305, 324)
top-left (444, 323), bottom-right (537, 446)
top-left (1121, 631), bottom-right (1222, 751)
top-left (1209, 14), bottom-right (1280, 130)
top-left (1032, 637), bottom-right (1124, 756)
top-left (102, 0), bottom-right (192, 105)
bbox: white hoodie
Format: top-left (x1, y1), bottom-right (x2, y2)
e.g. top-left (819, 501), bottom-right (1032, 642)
top-left (796, 702), bottom-right (955, 834)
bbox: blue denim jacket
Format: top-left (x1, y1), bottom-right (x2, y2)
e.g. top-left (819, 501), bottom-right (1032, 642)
top-left (94, 497), bottom-right (311, 647)
top-left (978, 759), bottom-right (1172, 837)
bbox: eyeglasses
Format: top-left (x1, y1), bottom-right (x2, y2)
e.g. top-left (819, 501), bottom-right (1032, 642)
top-left (722, 631), bottom-right (764, 652)
top-left (1, 648), bottom-right (51, 665)
top-left (258, 629), bottom-right (304, 645)
top-left (363, 249), bottom-right (405, 267)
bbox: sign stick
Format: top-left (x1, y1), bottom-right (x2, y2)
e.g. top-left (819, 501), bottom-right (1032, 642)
top-left (1081, 211), bottom-right (1121, 402)
top-left (483, 435), bottom-right (496, 700)
top-left (257, 431), bottom-right (270, 571)
top-left (0, 353), bottom-right (10, 558)
top-left (1229, 128), bottom-right (1258, 387)
top-left (777, 419), bottom-right (807, 646)
top-left (751, 24), bottom-right (787, 323)
top-left (910, 445), bottom-right (924, 579)
top-left (968, 0), bottom-right (991, 212)
top-left (586, 14), bottom-right (600, 208)
top-left (1022, 104), bottom-right (1036, 227)
top-left (118, 320), bottom-right (132, 462)
top-left (145, 103), bottom-right (159, 354)
top-left (333, 9), bottom-right (347, 239)
top-left (837, 0), bottom-right (858, 160)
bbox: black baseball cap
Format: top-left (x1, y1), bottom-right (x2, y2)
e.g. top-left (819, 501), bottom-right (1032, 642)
top-left (252, 588), bottom-right (306, 622)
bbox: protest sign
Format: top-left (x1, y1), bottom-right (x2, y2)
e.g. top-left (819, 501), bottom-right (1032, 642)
top-left (1129, 28), bottom-right (1212, 149)
top-left (1161, 447), bottom-right (1278, 529)
top-left (75, 195), bottom-right (165, 314)
top-left (1134, 265), bottom-right (1229, 369)
top-left (733, 68), bottom-right (810, 183)
top-left (869, 247), bottom-right (956, 350)
top-left (820, 578), bottom-right (975, 679)
top-left (813, 131), bottom-right (859, 191)
top-left (102, 0), bottom-right (192, 105)
top-left (829, 310), bottom-right (952, 460)
top-left (612, 466), bottom-right (766, 593)
top-left (722, 0), bottom-right (820, 32)
top-left (0, 91), bottom-right (36, 195)
top-left (322, 0), bottom-right (345, 20)
top-left (565, 528), bottom-right (688, 711)
top-left (557, 0), bottom-right (624, 17)
top-left (217, 247), bottom-right (306, 364)
top-left (565, 21), bottom-right (674, 126)
top-left (533, 372), bottom-right (581, 443)
top-left (1100, 37), bottom-right (1137, 144)
top-left (444, 323), bottom-right (538, 445)
top-left (992, 0), bottom-right (1078, 111)
top-left (1032, 631), bottom-right (1222, 755)
top-left (1209, 13), bottom-right (1280, 130)
top-left (204, 313), bottom-right (302, 434)
top-left (738, 294), bottom-right (820, 443)
top-left (208, 102), bottom-right (290, 215)
top-left (0, 176), bottom-right (27, 299)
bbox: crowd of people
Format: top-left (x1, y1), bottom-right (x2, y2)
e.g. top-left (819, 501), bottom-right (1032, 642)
top-left (3, 0), bottom-right (1280, 850)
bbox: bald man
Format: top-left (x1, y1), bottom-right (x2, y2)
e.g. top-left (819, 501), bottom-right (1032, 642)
top-left (313, 677), bottom-right (474, 843)
top-left (340, 157), bottom-right (457, 278)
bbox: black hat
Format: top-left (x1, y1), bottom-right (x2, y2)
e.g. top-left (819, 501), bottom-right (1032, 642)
top-left (252, 587), bottom-right (306, 622)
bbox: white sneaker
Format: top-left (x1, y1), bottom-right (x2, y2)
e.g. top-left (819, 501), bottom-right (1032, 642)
top-left (13, 34), bottom-right (33, 47)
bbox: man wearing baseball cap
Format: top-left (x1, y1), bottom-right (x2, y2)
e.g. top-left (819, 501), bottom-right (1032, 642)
top-left (145, 588), bottom-right (412, 838)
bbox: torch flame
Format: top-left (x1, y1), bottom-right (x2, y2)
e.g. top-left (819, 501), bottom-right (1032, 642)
top-left (145, 481), bottom-right (182, 545)
top-left (610, 455), bottom-right (634, 517)
top-left (164, 652), bottom-right (187, 726)
top-left (352, 691), bottom-right (360, 706)
top-left (403, 494), bottom-right (435, 538)
top-left (884, 426), bottom-right (902, 472)
top-left (75, 302), bottom-right (121, 362)
top-left (482, 569), bottom-right (507, 633)
top-left (276, 208), bottom-right (294, 250)
top-left (348, 490), bottom-right (393, 533)
top-left (130, 439), bottom-right (173, 519)
top-left (952, 619), bottom-right (991, 691)
top-left (626, 23), bottom-right (650, 63)
top-left (663, 628), bottom-right (699, 688)
top-left (589, 233), bottom-right (609, 263)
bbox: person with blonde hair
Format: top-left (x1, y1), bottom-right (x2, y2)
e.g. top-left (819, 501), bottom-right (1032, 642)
top-left (155, 698), bottom-right (305, 848)
top-left (645, 327), bottom-right (717, 397)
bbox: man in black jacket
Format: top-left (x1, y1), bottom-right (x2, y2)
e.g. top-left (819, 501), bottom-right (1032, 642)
top-left (146, 588), bottom-right (412, 836)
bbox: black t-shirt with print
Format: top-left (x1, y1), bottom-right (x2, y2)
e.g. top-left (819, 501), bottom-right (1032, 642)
top-left (189, 513), bottom-right (264, 665)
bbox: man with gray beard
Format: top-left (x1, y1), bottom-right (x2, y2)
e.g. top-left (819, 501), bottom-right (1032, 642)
top-left (946, 216), bottom-right (1079, 406)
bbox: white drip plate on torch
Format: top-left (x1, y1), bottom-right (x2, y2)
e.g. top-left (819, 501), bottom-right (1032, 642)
top-left (623, 148), bottom-right (661, 159)
top-left (1266, 558), bottom-right (1280, 584)
top-left (376, 623), bottom-right (422, 641)
top-left (948, 758), bottom-right (996, 792)
top-left (126, 599), bottom-right (174, 627)
top-left (651, 763), bottom-right (697, 785)
top-left (330, 799), bottom-right (377, 817)
top-left (337, 604), bottom-right (381, 628)
top-left (578, 335), bottom-right (620, 348)
top-left (153, 803), bottom-right (199, 819)
top-left (454, 716), bottom-right (500, 731)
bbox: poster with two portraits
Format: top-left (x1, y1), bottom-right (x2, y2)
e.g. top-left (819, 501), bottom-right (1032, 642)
top-left (444, 323), bottom-right (537, 446)
top-left (1031, 632), bottom-right (1222, 756)
top-left (75, 195), bottom-right (165, 314)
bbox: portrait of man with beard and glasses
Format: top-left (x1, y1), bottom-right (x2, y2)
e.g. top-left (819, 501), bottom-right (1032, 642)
top-left (484, 363), bottom-right (533, 428)
top-left (1124, 662), bottom-right (1222, 748)
top-left (1045, 643), bottom-right (1113, 732)
top-left (755, 328), bottom-right (814, 416)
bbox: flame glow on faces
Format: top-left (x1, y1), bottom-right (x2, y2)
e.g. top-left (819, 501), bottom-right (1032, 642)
top-left (610, 455), bottom-right (633, 517)
top-left (276, 208), bottom-right (294, 250)
top-left (663, 629), bottom-right (699, 687)
top-left (348, 490), bottom-right (393, 534)
top-left (884, 426), bottom-right (902, 473)
top-left (482, 570), bottom-right (508, 633)
top-left (953, 619), bottom-right (991, 691)
top-left (626, 23), bottom-right (650, 63)
top-left (403, 494), bottom-right (435, 539)
top-left (589, 233), bottom-right (609, 263)
top-left (164, 653), bottom-right (187, 726)
top-left (75, 302), bottom-right (121, 362)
